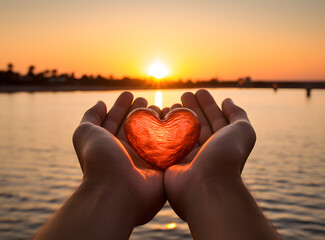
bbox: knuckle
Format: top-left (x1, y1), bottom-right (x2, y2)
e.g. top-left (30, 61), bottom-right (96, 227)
top-left (84, 107), bottom-right (95, 117)
top-left (236, 120), bottom-right (256, 143)
top-left (234, 106), bottom-right (247, 117)
top-left (236, 119), bottom-right (252, 131)
top-left (73, 123), bottom-right (93, 145)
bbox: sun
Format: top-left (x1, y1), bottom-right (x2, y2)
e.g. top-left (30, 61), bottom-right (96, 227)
top-left (147, 61), bottom-right (169, 79)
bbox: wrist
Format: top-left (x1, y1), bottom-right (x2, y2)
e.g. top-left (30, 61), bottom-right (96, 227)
top-left (181, 173), bottom-right (281, 240)
top-left (80, 177), bottom-right (140, 227)
top-left (33, 177), bottom-right (140, 240)
top-left (182, 172), bottom-right (244, 221)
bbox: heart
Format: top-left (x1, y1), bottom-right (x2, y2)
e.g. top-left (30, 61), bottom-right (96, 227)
top-left (124, 108), bottom-right (200, 170)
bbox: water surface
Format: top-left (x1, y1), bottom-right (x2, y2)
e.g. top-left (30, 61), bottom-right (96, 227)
top-left (0, 89), bottom-right (325, 239)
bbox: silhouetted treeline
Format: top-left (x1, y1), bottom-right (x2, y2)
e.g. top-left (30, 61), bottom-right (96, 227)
top-left (1, 63), bottom-right (325, 91)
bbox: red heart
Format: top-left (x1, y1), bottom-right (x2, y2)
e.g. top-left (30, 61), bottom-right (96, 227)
top-left (124, 108), bottom-right (200, 170)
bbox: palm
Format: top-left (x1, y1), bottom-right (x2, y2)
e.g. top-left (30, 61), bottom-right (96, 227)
top-left (74, 92), bottom-right (166, 225)
top-left (118, 138), bottom-right (167, 224)
top-left (164, 90), bottom-right (256, 220)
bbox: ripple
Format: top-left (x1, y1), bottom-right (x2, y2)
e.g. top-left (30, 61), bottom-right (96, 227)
top-left (6, 206), bottom-right (54, 214)
top-left (0, 192), bottom-right (30, 202)
top-left (1, 89), bottom-right (325, 240)
top-left (0, 218), bottom-right (24, 224)
top-left (303, 226), bottom-right (325, 236)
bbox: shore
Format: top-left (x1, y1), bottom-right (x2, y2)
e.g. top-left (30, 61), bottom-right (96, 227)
top-left (1, 81), bottom-right (325, 93)
top-left (0, 85), bottom-right (148, 93)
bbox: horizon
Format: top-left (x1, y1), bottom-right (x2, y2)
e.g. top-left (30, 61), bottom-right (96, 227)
top-left (2, 63), bottom-right (325, 82)
top-left (1, 0), bottom-right (325, 81)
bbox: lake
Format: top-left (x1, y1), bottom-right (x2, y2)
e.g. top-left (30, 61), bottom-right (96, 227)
top-left (0, 88), bottom-right (325, 240)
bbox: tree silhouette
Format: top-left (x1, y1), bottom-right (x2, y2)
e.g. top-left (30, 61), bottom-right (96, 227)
top-left (52, 69), bottom-right (57, 78)
top-left (28, 65), bottom-right (35, 76)
top-left (7, 63), bottom-right (13, 72)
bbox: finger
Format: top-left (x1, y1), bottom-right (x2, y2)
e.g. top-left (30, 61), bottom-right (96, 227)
top-left (221, 98), bottom-right (256, 172)
top-left (221, 98), bottom-right (250, 123)
top-left (171, 103), bottom-right (182, 109)
top-left (148, 105), bottom-right (162, 118)
top-left (80, 101), bottom-right (107, 126)
top-left (195, 89), bottom-right (228, 132)
top-left (161, 107), bottom-right (170, 118)
top-left (102, 91), bottom-right (133, 135)
top-left (116, 97), bottom-right (148, 141)
top-left (181, 92), bottom-right (213, 145)
top-left (75, 101), bottom-right (107, 172)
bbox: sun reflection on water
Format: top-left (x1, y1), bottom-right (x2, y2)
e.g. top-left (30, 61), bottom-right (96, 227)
top-left (155, 91), bottom-right (163, 109)
top-left (166, 223), bottom-right (177, 229)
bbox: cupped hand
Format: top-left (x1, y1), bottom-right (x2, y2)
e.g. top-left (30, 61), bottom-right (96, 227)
top-left (73, 92), bottom-right (166, 225)
top-left (164, 89), bottom-right (256, 220)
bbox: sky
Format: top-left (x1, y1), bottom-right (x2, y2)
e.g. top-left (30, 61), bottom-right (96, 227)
top-left (1, 0), bottom-right (325, 81)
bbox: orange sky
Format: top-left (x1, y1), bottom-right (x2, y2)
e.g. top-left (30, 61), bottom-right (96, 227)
top-left (1, 0), bottom-right (324, 81)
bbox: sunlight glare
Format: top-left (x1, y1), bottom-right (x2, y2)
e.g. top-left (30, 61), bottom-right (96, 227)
top-left (155, 91), bottom-right (163, 109)
top-left (148, 61), bottom-right (169, 79)
top-left (166, 223), bottom-right (177, 229)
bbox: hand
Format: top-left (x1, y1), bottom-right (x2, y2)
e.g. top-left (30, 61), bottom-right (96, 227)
top-left (73, 92), bottom-right (166, 225)
top-left (164, 89), bottom-right (256, 220)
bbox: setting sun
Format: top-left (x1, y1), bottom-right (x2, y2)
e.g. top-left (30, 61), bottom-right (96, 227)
top-left (147, 61), bottom-right (169, 79)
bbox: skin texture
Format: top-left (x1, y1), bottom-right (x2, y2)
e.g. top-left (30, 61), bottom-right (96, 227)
top-left (164, 89), bottom-right (282, 240)
top-left (32, 92), bottom-right (166, 240)
top-left (32, 90), bottom-right (281, 240)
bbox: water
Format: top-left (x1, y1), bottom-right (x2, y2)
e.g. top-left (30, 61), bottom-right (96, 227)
top-left (0, 88), bottom-right (324, 240)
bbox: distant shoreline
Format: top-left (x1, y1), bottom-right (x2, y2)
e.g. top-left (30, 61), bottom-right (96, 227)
top-left (0, 85), bottom-right (144, 93)
top-left (1, 82), bottom-right (325, 93)
top-left (2, 64), bottom-right (325, 93)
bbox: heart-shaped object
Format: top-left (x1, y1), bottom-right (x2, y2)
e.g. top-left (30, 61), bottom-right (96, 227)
top-left (124, 108), bottom-right (200, 170)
